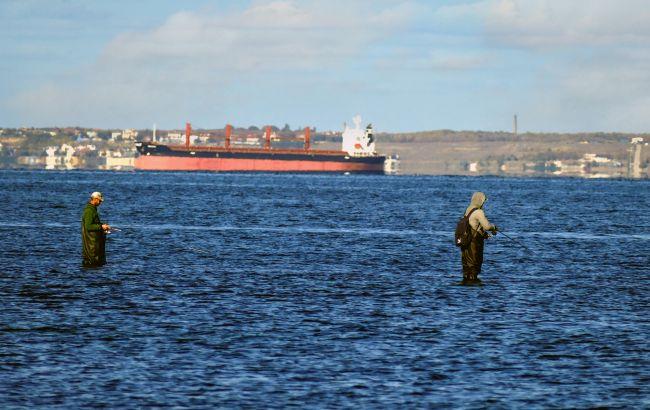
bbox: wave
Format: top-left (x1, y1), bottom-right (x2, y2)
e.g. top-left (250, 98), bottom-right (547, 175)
top-left (0, 222), bottom-right (648, 240)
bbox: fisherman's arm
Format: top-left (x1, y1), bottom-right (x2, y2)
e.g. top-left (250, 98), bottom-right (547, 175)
top-left (477, 210), bottom-right (498, 233)
top-left (83, 207), bottom-right (103, 232)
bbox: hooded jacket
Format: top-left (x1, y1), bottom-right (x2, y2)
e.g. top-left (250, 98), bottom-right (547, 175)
top-left (464, 191), bottom-right (495, 236)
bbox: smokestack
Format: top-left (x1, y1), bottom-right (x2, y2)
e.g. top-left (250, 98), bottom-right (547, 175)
top-left (513, 114), bottom-right (518, 136)
top-left (629, 138), bottom-right (644, 178)
top-left (153, 123), bottom-right (156, 142)
top-left (185, 122), bottom-right (191, 147)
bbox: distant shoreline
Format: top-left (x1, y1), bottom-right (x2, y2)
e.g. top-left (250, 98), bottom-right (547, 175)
top-left (1, 127), bottom-right (647, 178)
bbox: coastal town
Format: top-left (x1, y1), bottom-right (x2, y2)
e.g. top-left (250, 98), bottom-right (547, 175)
top-left (0, 125), bottom-right (647, 178)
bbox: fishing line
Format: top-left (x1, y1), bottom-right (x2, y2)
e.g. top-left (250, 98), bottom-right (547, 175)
top-left (498, 230), bottom-right (535, 255)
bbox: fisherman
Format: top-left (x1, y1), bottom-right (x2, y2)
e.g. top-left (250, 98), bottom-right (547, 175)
top-left (81, 191), bottom-right (110, 267)
top-left (461, 191), bottom-right (498, 284)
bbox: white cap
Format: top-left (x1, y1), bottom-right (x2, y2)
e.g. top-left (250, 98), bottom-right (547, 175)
top-left (90, 191), bottom-right (104, 201)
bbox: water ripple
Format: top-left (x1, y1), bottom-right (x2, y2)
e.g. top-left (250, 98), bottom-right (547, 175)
top-left (0, 171), bottom-right (648, 408)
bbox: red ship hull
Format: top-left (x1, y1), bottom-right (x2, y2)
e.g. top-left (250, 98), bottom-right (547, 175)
top-left (135, 155), bottom-right (384, 172)
top-left (134, 142), bottom-right (386, 173)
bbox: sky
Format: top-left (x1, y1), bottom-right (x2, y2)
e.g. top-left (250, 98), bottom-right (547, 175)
top-left (2, 0), bottom-right (650, 133)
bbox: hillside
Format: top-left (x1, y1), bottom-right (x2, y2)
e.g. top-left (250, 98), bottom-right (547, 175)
top-left (373, 131), bottom-right (648, 175)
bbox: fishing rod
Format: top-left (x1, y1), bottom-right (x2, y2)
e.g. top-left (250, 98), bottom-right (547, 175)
top-left (496, 229), bottom-right (535, 254)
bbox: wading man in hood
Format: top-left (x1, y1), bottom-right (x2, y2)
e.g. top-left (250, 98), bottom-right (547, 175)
top-left (461, 192), bottom-right (497, 284)
top-left (82, 192), bottom-right (110, 267)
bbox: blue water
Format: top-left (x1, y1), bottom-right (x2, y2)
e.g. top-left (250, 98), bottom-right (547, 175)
top-left (1, 170), bottom-right (648, 408)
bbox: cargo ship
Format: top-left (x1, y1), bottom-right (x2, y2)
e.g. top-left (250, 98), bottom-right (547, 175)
top-left (135, 116), bottom-right (396, 173)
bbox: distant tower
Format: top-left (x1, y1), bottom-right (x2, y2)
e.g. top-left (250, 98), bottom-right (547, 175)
top-left (628, 137), bottom-right (644, 178)
top-left (153, 123), bottom-right (156, 142)
top-left (513, 114), bottom-right (518, 136)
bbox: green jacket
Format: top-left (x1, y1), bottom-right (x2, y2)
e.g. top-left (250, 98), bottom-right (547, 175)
top-left (81, 203), bottom-right (106, 267)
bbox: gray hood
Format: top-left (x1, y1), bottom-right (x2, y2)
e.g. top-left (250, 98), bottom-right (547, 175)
top-left (465, 191), bottom-right (487, 215)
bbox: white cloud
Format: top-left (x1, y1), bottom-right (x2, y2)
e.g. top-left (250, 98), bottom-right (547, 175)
top-left (429, 52), bottom-right (488, 71)
top-left (444, 0), bottom-right (650, 48)
top-left (101, 0), bottom-right (417, 70)
top-left (435, 0), bottom-right (650, 47)
top-left (436, 0), bottom-right (650, 132)
top-left (540, 49), bottom-right (650, 131)
top-left (435, 1), bottom-right (490, 22)
top-left (7, 0), bottom-right (650, 132)
top-left (7, 1), bottom-right (419, 127)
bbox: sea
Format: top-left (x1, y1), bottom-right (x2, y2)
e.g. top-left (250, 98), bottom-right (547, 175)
top-left (0, 170), bottom-right (648, 408)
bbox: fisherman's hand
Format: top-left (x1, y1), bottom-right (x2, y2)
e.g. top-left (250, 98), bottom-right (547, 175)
top-left (102, 224), bottom-right (110, 231)
top-left (491, 225), bottom-right (499, 235)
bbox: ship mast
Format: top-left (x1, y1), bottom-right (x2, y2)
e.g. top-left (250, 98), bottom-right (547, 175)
top-left (304, 127), bottom-right (310, 151)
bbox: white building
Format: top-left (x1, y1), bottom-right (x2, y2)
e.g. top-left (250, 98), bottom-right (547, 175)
top-left (165, 132), bottom-right (182, 143)
top-left (101, 149), bottom-right (135, 170)
top-left (122, 129), bottom-right (138, 140)
top-left (581, 153), bottom-right (612, 164)
top-left (77, 144), bottom-right (97, 152)
top-left (244, 137), bottom-right (261, 146)
top-left (45, 144), bottom-right (76, 170)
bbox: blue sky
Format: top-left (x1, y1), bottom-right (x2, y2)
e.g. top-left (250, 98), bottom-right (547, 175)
top-left (2, 0), bottom-right (650, 133)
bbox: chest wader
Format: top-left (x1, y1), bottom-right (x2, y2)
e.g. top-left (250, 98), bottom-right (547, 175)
top-left (82, 226), bottom-right (106, 267)
top-left (461, 233), bottom-right (485, 283)
top-left (81, 205), bottom-right (107, 268)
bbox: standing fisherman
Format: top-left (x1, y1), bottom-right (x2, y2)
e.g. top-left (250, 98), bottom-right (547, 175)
top-left (82, 192), bottom-right (110, 267)
top-left (461, 192), bottom-right (497, 284)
